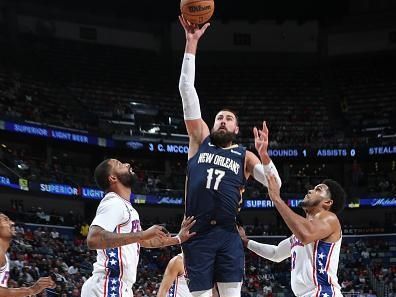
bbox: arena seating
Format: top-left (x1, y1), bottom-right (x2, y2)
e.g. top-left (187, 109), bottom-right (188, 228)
top-left (7, 220), bottom-right (394, 297)
top-left (0, 37), bottom-right (341, 144)
top-left (2, 38), bottom-right (396, 147)
top-left (332, 55), bottom-right (396, 143)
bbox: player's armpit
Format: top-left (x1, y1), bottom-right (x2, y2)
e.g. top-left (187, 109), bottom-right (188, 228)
top-left (186, 119), bottom-right (210, 159)
top-left (185, 119), bottom-right (210, 143)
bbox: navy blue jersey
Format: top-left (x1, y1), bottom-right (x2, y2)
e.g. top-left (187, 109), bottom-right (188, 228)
top-left (185, 136), bottom-right (246, 232)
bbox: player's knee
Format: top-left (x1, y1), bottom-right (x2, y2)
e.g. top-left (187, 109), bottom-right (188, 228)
top-left (191, 289), bottom-right (213, 297)
top-left (216, 282), bottom-right (242, 297)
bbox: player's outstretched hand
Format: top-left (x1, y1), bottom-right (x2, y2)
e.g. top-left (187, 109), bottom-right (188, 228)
top-left (237, 226), bottom-right (249, 247)
top-left (29, 277), bottom-right (56, 295)
top-left (266, 174), bottom-right (281, 201)
top-left (253, 121), bottom-right (269, 158)
top-left (177, 216), bottom-right (197, 243)
top-left (179, 15), bottom-right (210, 42)
top-left (237, 225), bottom-right (246, 238)
top-left (141, 225), bottom-right (168, 241)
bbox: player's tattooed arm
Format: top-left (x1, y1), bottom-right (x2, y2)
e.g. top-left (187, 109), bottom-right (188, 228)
top-left (87, 225), bottom-right (167, 249)
top-left (140, 236), bottom-right (177, 248)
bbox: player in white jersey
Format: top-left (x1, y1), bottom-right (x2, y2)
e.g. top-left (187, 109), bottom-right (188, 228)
top-left (158, 254), bottom-right (220, 297)
top-left (81, 159), bottom-right (196, 297)
top-left (239, 173), bottom-right (347, 297)
top-left (158, 254), bottom-right (192, 297)
top-left (0, 213), bottom-right (55, 296)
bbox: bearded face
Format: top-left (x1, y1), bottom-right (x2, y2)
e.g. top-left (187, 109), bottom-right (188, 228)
top-left (210, 110), bottom-right (239, 147)
top-left (299, 184), bottom-right (331, 209)
top-left (210, 129), bottom-right (237, 148)
top-left (116, 166), bottom-right (138, 188)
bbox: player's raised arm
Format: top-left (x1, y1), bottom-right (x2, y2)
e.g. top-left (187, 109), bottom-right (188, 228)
top-left (266, 175), bottom-right (341, 245)
top-left (157, 256), bottom-right (184, 297)
top-left (238, 226), bottom-right (291, 263)
top-left (245, 121), bottom-right (282, 187)
top-left (178, 16), bottom-right (210, 159)
top-left (247, 238), bottom-right (291, 263)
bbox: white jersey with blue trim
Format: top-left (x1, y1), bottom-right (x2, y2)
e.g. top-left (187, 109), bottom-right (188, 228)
top-left (290, 235), bottom-right (342, 297)
top-left (0, 255), bottom-right (9, 288)
top-left (90, 192), bottom-right (142, 290)
top-left (167, 274), bottom-right (192, 297)
top-left (167, 254), bottom-right (192, 297)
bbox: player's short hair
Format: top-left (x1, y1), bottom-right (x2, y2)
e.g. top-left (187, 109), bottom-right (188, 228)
top-left (322, 179), bottom-right (347, 214)
top-left (94, 159), bottom-right (112, 191)
top-left (217, 108), bottom-right (239, 125)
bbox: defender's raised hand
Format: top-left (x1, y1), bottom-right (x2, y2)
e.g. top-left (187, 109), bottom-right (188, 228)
top-left (177, 216), bottom-right (197, 243)
top-left (253, 121), bottom-right (269, 158)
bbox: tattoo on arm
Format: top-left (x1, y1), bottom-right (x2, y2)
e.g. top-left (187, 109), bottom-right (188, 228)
top-left (142, 237), bottom-right (177, 248)
top-left (99, 231), bottom-right (131, 248)
top-left (87, 226), bottom-right (141, 249)
top-left (142, 237), bottom-right (165, 248)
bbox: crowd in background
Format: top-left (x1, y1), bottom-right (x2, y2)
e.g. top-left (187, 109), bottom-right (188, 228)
top-left (6, 219), bottom-right (396, 297)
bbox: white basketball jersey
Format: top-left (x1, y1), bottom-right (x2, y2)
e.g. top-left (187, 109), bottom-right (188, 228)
top-left (0, 255), bottom-right (9, 288)
top-left (91, 192), bottom-right (141, 290)
top-left (290, 235), bottom-right (342, 297)
top-left (168, 275), bottom-right (192, 297)
top-left (167, 254), bottom-right (192, 297)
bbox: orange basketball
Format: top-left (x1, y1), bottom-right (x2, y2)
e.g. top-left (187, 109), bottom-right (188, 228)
top-left (180, 0), bottom-right (214, 25)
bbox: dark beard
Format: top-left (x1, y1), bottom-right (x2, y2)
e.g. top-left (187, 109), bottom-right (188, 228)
top-left (210, 130), bottom-right (236, 148)
top-left (117, 168), bottom-right (138, 189)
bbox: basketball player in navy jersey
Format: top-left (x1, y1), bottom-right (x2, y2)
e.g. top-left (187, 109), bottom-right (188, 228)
top-left (178, 16), bottom-right (282, 297)
top-left (0, 213), bottom-right (56, 296)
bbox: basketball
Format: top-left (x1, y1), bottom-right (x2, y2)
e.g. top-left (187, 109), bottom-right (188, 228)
top-left (180, 0), bottom-right (214, 25)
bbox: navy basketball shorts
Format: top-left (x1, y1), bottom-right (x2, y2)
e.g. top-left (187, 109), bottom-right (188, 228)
top-left (181, 225), bottom-right (244, 292)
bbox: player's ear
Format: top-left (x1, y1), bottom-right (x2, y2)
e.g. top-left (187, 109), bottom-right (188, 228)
top-left (235, 125), bottom-right (239, 134)
top-left (108, 175), bottom-right (117, 185)
top-left (324, 199), bottom-right (333, 209)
